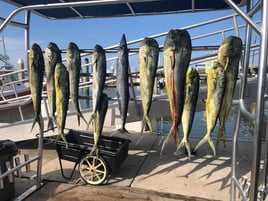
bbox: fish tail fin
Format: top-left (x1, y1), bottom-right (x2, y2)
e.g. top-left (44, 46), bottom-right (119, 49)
top-left (89, 146), bottom-right (99, 158)
top-left (86, 113), bottom-right (95, 130)
top-left (176, 137), bottom-right (191, 160)
top-left (120, 127), bottom-right (131, 137)
top-left (194, 134), bottom-right (216, 156)
top-left (79, 112), bottom-right (88, 127)
top-left (145, 115), bottom-right (154, 134)
top-left (30, 119), bottom-right (37, 133)
top-left (55, 132), bottom-right (68, 149)
top-left (47, 117), bottom-right (55, 131)
top-left (171, 125), bottom-right (180, 147)
top-left (31, 114), bottom-right (44, 133)
top-left (216, 125), bottom-right (226, 149)
top-left (161, 127), bottom-right (179, 156)
top-left (111, 127), bottom-right (132, 137)
top-left (160, 129), bottom-right (172, 156)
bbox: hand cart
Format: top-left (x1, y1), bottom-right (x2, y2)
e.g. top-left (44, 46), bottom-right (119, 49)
top-left (45, 129), bottom-right (130, 185)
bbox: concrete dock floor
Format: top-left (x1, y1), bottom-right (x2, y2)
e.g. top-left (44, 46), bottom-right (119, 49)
top-left (12, 130), bottom-right (253, 201)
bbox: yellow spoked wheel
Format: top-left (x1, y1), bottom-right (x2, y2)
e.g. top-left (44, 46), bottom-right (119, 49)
top-left (79, 155), bottom-right (108, 185)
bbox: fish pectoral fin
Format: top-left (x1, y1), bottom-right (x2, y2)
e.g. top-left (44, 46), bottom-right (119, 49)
top-left (224, 56), bottom-right (230, 71)
top-left (170, 51), bottom-right (176, 70)
top-left (143, 56), bottom-right (148, 67)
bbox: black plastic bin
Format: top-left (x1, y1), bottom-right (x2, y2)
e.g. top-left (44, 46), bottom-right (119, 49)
top-left (0, 140), bottom-right (18, 201)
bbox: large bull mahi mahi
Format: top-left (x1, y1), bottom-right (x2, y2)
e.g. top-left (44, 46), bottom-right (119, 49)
top-left (194, 62), bottom-right (226, 156)
top-left (114, 34), bottom-right (130, 135)
top-left (177, 67), bottom-right (199, 159)
top-left (67, 42), bottom-right (87, 126)
top-left (139, 37), bottom-right (159, 135)
top-left (217, 36), bottom-right (242, 148)
top-left (161, 29), bottom-right (192, 154)
top-left (55, 63), bottom-right (69, 148)
top-left (88, 44), bottom-right (107, 128)
top-left (45, 42), bottom-right (62, 131)
top-left (29, 43), bottom-right (45, 133)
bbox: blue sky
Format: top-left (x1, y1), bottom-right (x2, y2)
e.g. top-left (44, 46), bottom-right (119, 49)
top-left (0, 1), bottom-right (259, 69)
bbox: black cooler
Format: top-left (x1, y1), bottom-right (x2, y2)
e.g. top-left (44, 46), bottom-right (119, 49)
top-left (0, 140), bottom-right (18, 201)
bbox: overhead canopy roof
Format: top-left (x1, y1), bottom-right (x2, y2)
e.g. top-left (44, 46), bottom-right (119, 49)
top-left (4, 0), bottom-right (246, 20)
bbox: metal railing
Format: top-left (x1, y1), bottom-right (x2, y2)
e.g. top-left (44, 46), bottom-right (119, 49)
top-left (0, 4), bottom-right (265, 200)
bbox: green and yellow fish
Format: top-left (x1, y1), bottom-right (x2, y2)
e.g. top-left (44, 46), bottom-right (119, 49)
top-left (29, 43), bottom-right (45, 133)
top-left (177, 67), bottom-right (199, 159)
top-left (55, 63), bottom-right (69, 148)
top-left (217, 36), bottom-right (242, 148)
top-left (194, 62), bottom-right (226, 156)
top-left (139, 37), bottom-right (159, 135)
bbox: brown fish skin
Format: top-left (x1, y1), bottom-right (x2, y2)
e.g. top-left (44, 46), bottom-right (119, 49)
top-left (88, 44), bottom-right (107, 128)
top-left (55, 63), bottom-right (69, 148)
top-left (161, 29), bottom-right (192, 155)
top-left (90, 93), bottom-right (108, 157)
top-left (29, 43), bottom-right (45, 132)
top-left (139, 37), bottom-right (159, 135)
top-left (45, 42), bottom-right (62, 131)
top-left (216, 36), bottom-right (242, 148)
top-left (67, 42), bottom-right (87, 127)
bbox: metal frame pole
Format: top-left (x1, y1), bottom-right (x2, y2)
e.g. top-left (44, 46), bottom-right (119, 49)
top-left (24, 11), bottom-right (30, 71)
top-left (250, 0), bottom-right (268, 200)
top-left (231, 0), bottom-right (253, 199)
